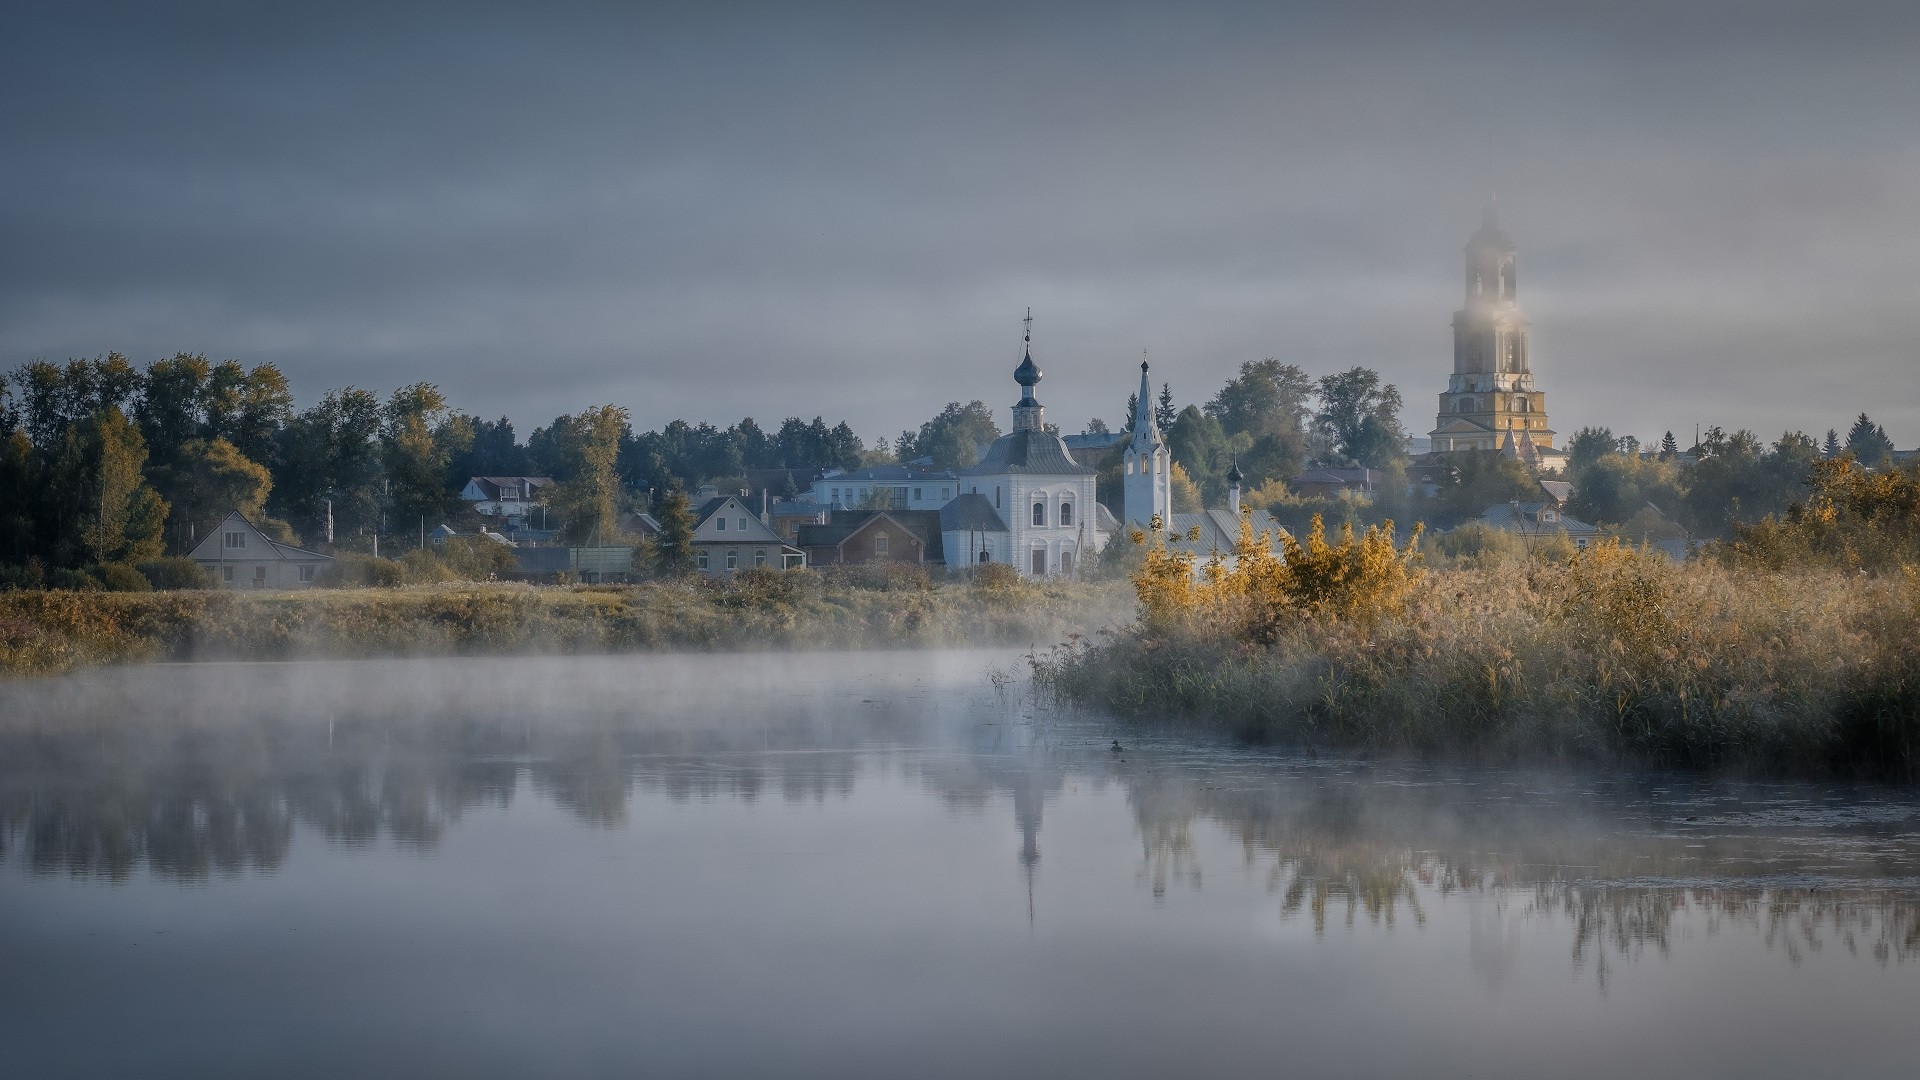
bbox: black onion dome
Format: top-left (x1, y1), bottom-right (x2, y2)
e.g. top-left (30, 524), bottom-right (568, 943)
top-left (1226, 459), bottom-right (1244, 485)
top-left (1014, 350), bottom-right (1041, 387)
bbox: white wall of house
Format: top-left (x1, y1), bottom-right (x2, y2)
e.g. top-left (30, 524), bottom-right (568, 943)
top-left (958, 475), bottom-right (1102, 577)
top-left (188, 512), bottom-right (330, 589)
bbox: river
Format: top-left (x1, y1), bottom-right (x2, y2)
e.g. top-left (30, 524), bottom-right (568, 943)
top-left (3, 651), bottom-right (1917, 1078)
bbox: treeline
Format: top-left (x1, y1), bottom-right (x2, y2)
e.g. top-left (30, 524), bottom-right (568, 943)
top-left (0, 353), bottom-right (882, 588)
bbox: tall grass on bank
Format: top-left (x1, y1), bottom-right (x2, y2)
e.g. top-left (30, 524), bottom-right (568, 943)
top-left (0, 566), bottom-right (1132, 677)
top-left (1036, 519), bottom-right (1920, 779)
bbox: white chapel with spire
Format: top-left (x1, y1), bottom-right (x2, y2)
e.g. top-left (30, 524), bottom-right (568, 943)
top-left (1122, 358), bottom-right (1171, 529)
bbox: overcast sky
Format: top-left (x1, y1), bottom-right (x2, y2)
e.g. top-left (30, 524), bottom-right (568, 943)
top-left (5, 1), bottom-right (1918, 448)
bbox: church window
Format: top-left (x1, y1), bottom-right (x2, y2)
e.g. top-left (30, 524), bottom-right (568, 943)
top-left (1032, 502), bottom-right (1046, 527)
top-left (1030, 548), bottom-right (1047, 575)
top-left (1060, 502), bottom-right (1073, 527)
top-left (1059, 550), bottom-right (1074, 574)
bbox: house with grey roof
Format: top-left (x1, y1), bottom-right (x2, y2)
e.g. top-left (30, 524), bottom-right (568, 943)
top-left (188, 511), bottom-right (333, 589)
top-left (692, 494), bottom-right (804, 574)
top-left (810, 465), bottom-right (958, 511)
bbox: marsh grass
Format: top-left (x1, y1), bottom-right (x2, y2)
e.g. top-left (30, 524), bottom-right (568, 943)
top-left (1036, 541), bottom-right (1920, 778)
top-left (0, 572), bottom-right (1133, 677)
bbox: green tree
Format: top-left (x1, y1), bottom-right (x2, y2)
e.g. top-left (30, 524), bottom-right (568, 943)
top-left (150, 438), bottom-right (274, 553)
top-left (1845, 412), bottom-right (1896, 467)
top-left (1166, 405), bottom-right (1241, 505)
top-left (547, 405), bottom-right (629, 545)
top-left (1661, 430), bottom-right (1680, 458)
top-left (1205, 359), bottom-right (1313, 487)
top-left (382, 383), bottom-right (466, 539)
top-left (1565, 427), bottom-right (1619, 476)
top-left (272, 387), bottom-right (384, 545)
top-left (895, 401), bottom-right (1001, 468)
top-left (47, 408), bottom-right (169, 568)
top-left (1424, 449), bottom-right (1538, 528)
top-left (651, 481), bottom-right (697, 575)
top-left (1315, 367), bottom-right (1406, 468)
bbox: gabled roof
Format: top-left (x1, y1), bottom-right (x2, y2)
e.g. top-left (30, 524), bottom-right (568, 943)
top-left (797, 509), bottom-right (945, 561)
top-left (1166, 509), bottom-right (1286, 556)
top-left (1094, 503), bottom-right (1120, 533)
top-left (938, 492), bottom-right (1008, 533)
top-left (463, 476), bottom-right (554, 500)
top-left (959, 430), bottom-right (1095, 476)
top-left (187, 511), bottom-right (332, 563)
top-left (1480, 501), bottom-right (1600, 537)
top-left (1295, 467), bottom-right (1378, 489)
top-left (692, 496), bottom-right (784, 542)
top-left (1537, 480), bottom-right (1572, 505)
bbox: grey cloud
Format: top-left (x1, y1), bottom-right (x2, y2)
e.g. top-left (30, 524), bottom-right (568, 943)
top-left (4, 1), bottom-right (1918, 444)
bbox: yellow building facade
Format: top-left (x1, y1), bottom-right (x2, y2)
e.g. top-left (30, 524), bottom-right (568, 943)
top-left (1428, 209), bottom-right (1555, 455)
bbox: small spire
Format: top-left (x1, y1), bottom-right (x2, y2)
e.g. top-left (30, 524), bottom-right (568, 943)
top-left (1141, 349), bottom-right (1149, 375)
top-left (1227, 455), bottom-right (1244, 486)
top-left (1023, 307), bottom-right (1033, 353)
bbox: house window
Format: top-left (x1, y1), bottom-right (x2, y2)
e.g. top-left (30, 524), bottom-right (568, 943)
top-left (725, 551), bottom-right (738, 570)
top-left (222, 566), bottom-right (234, 583)
top-left (832, 488), bottom-right (840, 501)
top-left (754, 550), bottom-right (767, 567)
top-left (298, 564), bottom-right (314, 583)
top-left (1030, 548), bottom-right (1046, 575)
top-left (978, 550), bottom-right (991, 563)
top-left (1031, 503), bottom-right (1046, 527)
top-left (942, 488), bottom-right (951, 499)
top-left (874, 532), bottom-right (889, 555)
top-left (224, 531), bottom-right (246, 549)
top-left (697, 551), bottom-right (710, 570)
top-left (717, 517), bottom-right (728, 531)
top-left (253, 565), bottom-right (266, 587)
top-left (738, 517), bottom-right (748, 531)
top-left (1060, 502), bottom-right (1073, 527)
top-left (1060, 550), bottom-right (1074, 574)
top-left (913, 488), bottom-right (923, 501)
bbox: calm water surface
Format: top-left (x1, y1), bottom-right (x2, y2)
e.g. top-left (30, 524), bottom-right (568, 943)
top-left (3, 651), bottom-right (1918, 1078)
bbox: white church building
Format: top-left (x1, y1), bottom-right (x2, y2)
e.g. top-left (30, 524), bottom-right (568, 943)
top-left (957, 322), bottom-right (1111, 577)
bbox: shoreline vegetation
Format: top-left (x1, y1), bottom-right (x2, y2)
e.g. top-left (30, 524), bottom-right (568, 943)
top-left (0, 566), bottom-right (1132, 678)
top-left (1035, 459), bottom-right (1920, 781)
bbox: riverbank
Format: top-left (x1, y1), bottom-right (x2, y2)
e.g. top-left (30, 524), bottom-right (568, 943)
top-left (1034, 547), bottom-right (1920, 780)
top-left (0, 570), bottom-right (1132, 677)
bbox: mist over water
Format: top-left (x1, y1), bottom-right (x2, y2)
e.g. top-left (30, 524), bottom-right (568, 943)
top-left (4, 652), bottom-right (1919, 1078)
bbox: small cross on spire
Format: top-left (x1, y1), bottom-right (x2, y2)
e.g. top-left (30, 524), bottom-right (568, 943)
top-left (1023, 306), bottom-right (1033, 348)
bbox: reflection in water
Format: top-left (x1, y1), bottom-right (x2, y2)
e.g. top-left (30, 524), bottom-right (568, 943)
top-left (4, 653), bottom-right (1919, 986)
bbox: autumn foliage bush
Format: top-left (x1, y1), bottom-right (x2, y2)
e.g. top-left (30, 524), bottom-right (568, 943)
top-left (1038, 512), bottom-right (1920, 779)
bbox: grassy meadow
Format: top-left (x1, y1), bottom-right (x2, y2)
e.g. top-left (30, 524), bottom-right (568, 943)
top-left (0, 567), bottom-right (1133, 677)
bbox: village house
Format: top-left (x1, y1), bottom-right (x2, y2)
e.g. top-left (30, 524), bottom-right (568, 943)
top-left (188, 511), bottom-right (333, 589)
top-left (692, 494), bottom-right (804, 574)
top-left (797, 509), bottom-right (944, 568)
top-left (1292, 466), bottom-right (1379, 500)
top-left (459, 476), bottom-right (555, 526)
top-left (811, 465), bottom-right (958, 511)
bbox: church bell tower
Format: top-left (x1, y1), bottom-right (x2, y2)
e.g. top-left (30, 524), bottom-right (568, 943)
top-left (1428, 207), bottom-right (1554, 456)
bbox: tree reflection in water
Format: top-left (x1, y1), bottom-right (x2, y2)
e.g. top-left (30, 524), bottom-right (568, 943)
top-left (3, 655), bottom-right (1918, 979)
